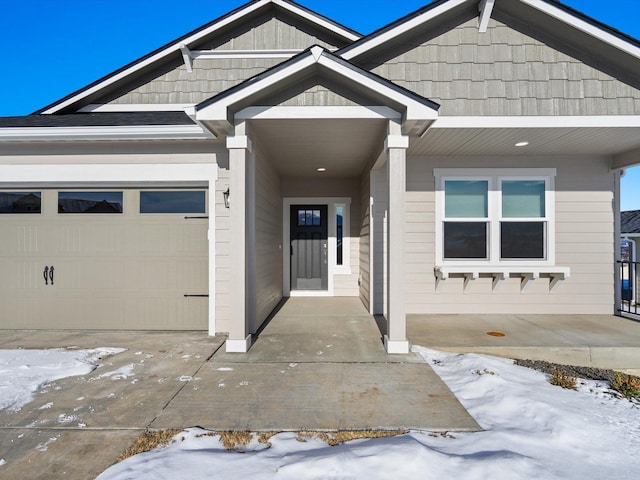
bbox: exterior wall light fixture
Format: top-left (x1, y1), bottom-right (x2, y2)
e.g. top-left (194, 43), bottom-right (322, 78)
top-left (223, 188), bottom-right (230, 208)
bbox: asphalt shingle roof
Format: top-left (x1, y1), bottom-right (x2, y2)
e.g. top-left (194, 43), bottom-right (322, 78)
top-left (622, 210), bottom-right (640, 234)
top-left (0, 112), bottom-right (195, 128)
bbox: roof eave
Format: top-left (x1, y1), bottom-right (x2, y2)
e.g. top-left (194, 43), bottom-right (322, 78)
top-left (0, 125), bottom-right (213, 142)
top-left (36, 0), bottom-right (362, 116)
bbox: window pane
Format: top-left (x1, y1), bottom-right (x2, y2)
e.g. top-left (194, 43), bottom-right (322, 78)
top-left (444, 222), bottom-right (488, 259)
top-left (336, 206), bottom-right (343, 266)
top-left (298, 210), bottom-right (306, 225)
top-left (140, 190), bottom-right (205, 214)
top-left (0, 192), bottom-right (41, 214)
top-left (445, 180), bottom-right (488, 218)
top-left (502, 180), bottom-right (545, 218)
top-left (58, 192), bottom-right (123, 214)
top-left (312, 210), bottom-right (321, 226)
top-left (501, 222), bottom-right (545, 259)
top-left (305, 210), bottom-right (313, 225)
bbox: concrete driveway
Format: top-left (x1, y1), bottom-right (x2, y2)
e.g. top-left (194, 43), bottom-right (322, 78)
top-left (0, 299), bottom-right (479, 479)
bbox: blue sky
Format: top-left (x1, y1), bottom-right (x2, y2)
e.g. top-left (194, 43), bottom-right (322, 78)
top-left (1, 0), bottom-right (639, 208)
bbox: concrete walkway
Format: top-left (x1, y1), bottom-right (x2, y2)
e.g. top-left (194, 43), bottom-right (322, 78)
top-left (409, 313), bottom-right (640, 371)
top-left (0, 299), bottom-right (479, 479)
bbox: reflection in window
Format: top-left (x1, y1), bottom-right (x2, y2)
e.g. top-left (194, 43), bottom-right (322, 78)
top-left (336, 206), bottom-right (343, 265)
top-left (297, 209), bottom-right (321, 226)
top-left (444, 222), bottom-right (488, 259)
top-left (58, 192), bottom-right (123, 214)
top-left (140, 190), bottom-right (206, 214)
top-left (0, 192), bottom-right (41, 213)
top-left (501, 221), bottom-right (545, 259)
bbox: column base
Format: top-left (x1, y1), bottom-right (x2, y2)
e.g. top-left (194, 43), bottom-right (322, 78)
top-left (384, 335), bottom-right (410, 354)
top-left (225, 335), bottom-right (252, 353)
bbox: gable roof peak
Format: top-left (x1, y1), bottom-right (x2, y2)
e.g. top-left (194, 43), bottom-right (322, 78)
top-left (37, 0), bottom-right (361, 115)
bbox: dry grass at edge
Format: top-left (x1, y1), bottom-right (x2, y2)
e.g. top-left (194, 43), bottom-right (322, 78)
top-left (611, 372), bottom-right (640, 399)
top-left (118, 429), bottom-right (182, 462)
top-left (119, 429), bottom-right (411, 460)
top-left (296, 430), bottom-right (409, 447)
top-left (549, 369), bottom-right (578, 390)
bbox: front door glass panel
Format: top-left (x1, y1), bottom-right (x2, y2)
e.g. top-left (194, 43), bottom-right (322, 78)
top-left (290, 205), bottom-right (328, 291)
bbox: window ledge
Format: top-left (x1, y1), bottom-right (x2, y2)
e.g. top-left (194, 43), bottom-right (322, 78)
top-left (434, 265), bottom-right (570, 291)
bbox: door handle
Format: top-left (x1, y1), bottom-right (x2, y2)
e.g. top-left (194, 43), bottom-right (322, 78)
top-left (43, 266), bottom-right (49, 285)
top-left (49, 266), bottom-right (54, 286)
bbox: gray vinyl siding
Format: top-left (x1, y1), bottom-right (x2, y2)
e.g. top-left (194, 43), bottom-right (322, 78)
top-left (107, 13), bottom-right (343, 106)
top-left (276, 85), bottom-right (361, 108)
top-left (404, 155), bottom-right (615, 315)
top-left (109, 59), bottom-right (282, 105)
top-left (358, 168), bottom-right (371, 309)
top-left (368, 18), bottom-right (640, 116)
top-left (194, 12), bottom-right (342, 51)
top-left (370, 168), bottom-right (388, 315)
top-left (253, 150), bottom-right (283, 330)
top-left (215, 160), bottom-right (231, 333)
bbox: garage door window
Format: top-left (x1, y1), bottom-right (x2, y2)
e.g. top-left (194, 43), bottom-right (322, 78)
top-left (0, 192), bottom-right (41, 214)
top-left (58, 192), bottom-right (123, 214)
top-left (140, 191), bottom-right (206, 214)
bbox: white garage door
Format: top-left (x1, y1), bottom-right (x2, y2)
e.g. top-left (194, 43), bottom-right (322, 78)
top-left (0, 189), bottom-right (208, 330)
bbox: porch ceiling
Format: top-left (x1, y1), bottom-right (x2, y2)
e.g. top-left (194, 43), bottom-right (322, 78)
top-left (413, 125), bottom-right (640, 158)
top-left (249, 118), bottom-right (387, 178)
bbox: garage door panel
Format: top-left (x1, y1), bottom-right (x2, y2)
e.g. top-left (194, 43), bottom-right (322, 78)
top-left (0, 188), bottom-right (209, 330)
top-left (131, 225), bottom-right (172, 254)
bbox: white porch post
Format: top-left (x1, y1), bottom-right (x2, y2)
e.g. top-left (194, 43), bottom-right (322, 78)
top-left (225, 126), bottom-right (253, 352)
top-left (384, 124), bottom-right (410, 354)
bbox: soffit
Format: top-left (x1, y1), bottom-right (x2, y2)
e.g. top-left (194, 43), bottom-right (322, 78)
top-left (413, 125), bottom-right (640, 157)
top-left (249, 118), bottom-right (386, 177)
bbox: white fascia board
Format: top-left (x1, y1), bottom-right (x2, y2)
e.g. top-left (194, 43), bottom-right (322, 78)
top-left (197, 48), bottom-right (436, 124)
top-left (196, 54), bottom-right (317, 121)
top-left (79, 104), bottom-right (196, 112)
top-left (41, 0), bottom-right (272, 114)
top-left (235, 105), bottom-right (402, 120)
top-left (42, 0), bottom-right (359, 114)
top-left (272, 0), bottom-right (360, 42)
top-left (0, 125), bottom-right (212, 142)
top-left (315, 54), bottom-right (438, 121)
top-left (432, 116), bottom-right (640, 128)
top-left (341, 0), bottom-right (469, 61)
top-left (521, 0), bottom-right (640, 60)
top-left (0, 163), bottom-right (217, 187)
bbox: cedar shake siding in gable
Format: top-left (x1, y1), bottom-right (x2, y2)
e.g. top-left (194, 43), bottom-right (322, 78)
top-left (106, 13), bottom-right (346, 106)
top-left (365, 18), bottom-right (640, 116)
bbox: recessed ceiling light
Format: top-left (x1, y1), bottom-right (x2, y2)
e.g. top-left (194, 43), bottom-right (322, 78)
top-left (515, 141), bottom-right (529, 147)
top-left (316, 167), bottom-right (327, 172)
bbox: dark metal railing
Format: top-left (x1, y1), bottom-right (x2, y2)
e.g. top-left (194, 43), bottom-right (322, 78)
top-left (618, 260), bottom-right (639, 315)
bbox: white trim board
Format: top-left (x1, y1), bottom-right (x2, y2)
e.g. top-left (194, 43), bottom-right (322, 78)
top-left (521, 0), bottom-right (640, 60)
top-left (41, 0), bottom-right (360, 114)
top-left (431, 116), bottom-right (640, 129)
top-left (79, 104), bottom-right (196, 113)
top-left (340, 0), bottom-right (468, 61)
top-left (235, 106), bottom-right (402, 121)
top-left (0, 125), bottom-right (212, 141)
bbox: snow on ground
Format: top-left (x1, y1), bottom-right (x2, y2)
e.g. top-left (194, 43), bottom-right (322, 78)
top-left (0, 347), bottom-right (124, 411)
top-left (98, 347), bottom-right (640, 480)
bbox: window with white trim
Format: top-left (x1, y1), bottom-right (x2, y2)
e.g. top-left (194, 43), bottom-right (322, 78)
top-left (435, 169), bottom-right (556, 266)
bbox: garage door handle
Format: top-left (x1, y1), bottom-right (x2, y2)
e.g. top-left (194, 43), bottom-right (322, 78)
top-left (43, 266), bottom-right (49, 285)
top-left (49, 266), bottom-right (54, 285)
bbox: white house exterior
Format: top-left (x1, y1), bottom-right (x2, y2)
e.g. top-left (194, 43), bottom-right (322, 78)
top-left (1, 0), bottom-right (639, 354)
